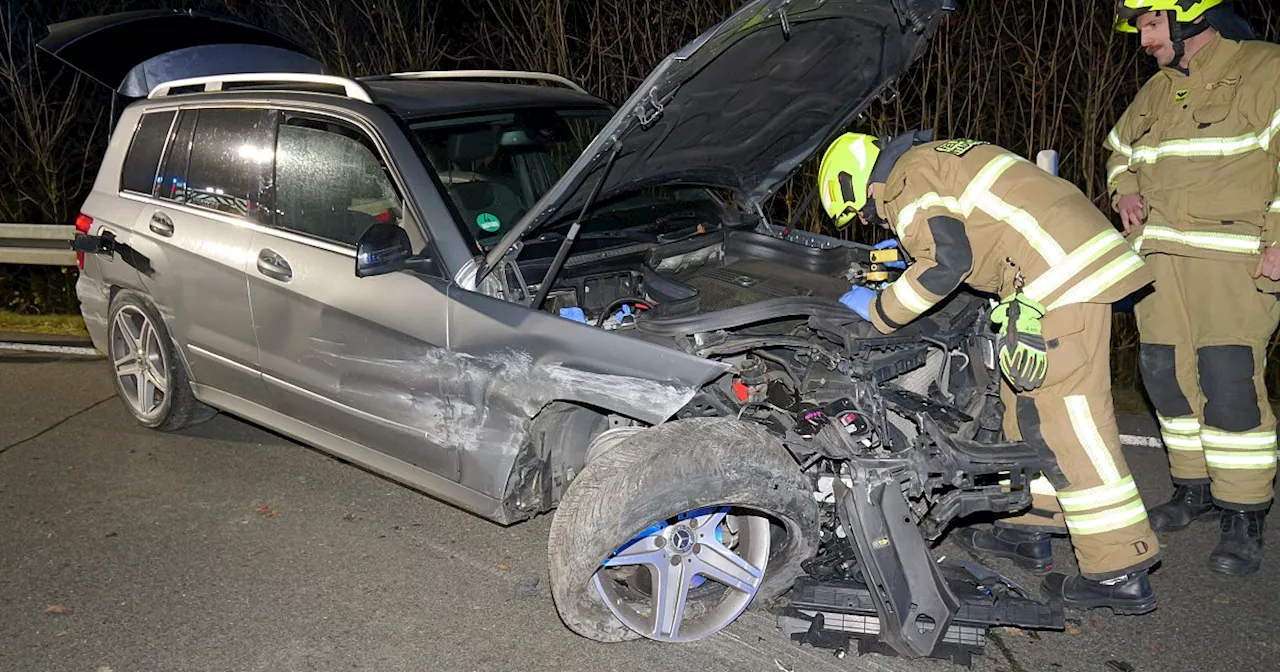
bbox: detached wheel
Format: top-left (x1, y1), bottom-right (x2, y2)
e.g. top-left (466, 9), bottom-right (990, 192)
top-left (107, 291), bottom-right (215, 431)
top-left (548, 417), bottom-right (819, 643)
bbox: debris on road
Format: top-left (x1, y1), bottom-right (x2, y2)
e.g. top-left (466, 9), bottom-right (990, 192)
top-left (779, 558), bottom-right (1064, 666)
top-left (254, 504), bottom-right (279, 518)
top-left (516, 576), bottom-right (540, 599)
top-left (43, 604), bottom-right (72, 615)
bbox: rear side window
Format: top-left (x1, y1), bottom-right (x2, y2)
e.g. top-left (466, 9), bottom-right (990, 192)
top-left (183, 108), bottom-right (277, 222)
top-left (273, 114), bottom-right (404, 247)
top-left (120, 111), bottom-right (175, 194)
top-left (156, 111), bottom-right (196, 202)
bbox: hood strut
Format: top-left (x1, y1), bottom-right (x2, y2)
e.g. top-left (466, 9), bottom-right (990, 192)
top-left (527, 142), bottom-right (625, 308)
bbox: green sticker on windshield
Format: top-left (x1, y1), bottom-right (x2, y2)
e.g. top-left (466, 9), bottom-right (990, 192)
top-left (477, 212), bottom-right (501, 233)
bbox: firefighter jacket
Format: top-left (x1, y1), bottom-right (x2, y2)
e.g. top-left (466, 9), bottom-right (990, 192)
top-left (869, 140), bottom-right (1153, 335)
top-left (1105, 36), bottom-right (1280, 270)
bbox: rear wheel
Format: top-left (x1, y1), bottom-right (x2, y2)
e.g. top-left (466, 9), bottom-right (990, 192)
top-left (547, 417), bottom-right (819, 643)
top-left (107, 291), bottom-right (215, 431)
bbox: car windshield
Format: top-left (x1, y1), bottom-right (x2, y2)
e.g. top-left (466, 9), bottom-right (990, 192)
top-left (408, 107), bottom-right (612, 247)
top-left (409, 106), bottom-right (723, 252)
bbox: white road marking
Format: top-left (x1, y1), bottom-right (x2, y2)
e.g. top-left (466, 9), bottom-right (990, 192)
top-left (0, 341), bottom-right (101, 357)
top-left (1120, 434), bottom-right (1163, 448)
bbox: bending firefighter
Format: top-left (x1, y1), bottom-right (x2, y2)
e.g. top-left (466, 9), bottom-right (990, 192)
top-left (1109, 0), bottom-right (1278, 576)
top-left (818, 131), bottom-right (1162, 613)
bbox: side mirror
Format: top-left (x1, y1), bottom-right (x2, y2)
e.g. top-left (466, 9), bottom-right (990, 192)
top-left (355, 222), bottom-right (413, 278)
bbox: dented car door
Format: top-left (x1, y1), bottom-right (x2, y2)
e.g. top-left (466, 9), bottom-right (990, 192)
top-left (247, 109), bottom-right (462, 480)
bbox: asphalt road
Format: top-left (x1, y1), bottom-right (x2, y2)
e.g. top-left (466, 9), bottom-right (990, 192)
top-left (1, 352), bottom-right (1276, 672)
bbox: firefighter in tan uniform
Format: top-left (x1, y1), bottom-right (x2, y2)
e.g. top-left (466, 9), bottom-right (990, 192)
top-left (1108, 0), bottom-right (1278, 576)
top-left (818, 131), bottom-right (1162, 613)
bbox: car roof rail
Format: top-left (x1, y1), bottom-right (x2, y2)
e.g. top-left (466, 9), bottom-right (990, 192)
top-left (147, 73), bottom-right (375, 103)
top-left (367, 69), bottom-right (588, 95)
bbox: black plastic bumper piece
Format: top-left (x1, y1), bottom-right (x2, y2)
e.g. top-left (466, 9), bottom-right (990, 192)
top-left (779, 571), bottom-right (1064, 667)
top-left (832, 471), bottom-right (960, 659)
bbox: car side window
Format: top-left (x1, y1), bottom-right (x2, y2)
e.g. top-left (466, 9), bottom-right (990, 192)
top-left (120, 111), bottom-right (175, 195)
top-left (273, 114), bottom-right (404, 247)
top-left (182, 108), bottom-right (276, 223)
top-left (155, 110), bottom-right (196, 202)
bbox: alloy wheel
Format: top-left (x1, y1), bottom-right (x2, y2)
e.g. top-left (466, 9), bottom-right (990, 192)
top-left (110, 305), bottom-right (168, 420)
top-left (592, 506), bottom-right (770, 642)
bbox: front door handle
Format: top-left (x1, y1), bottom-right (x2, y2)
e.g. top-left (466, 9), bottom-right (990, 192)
top-left (256, 249), bottom-right (292, 282)
top-left (149, 212), bottom-right (174, 237)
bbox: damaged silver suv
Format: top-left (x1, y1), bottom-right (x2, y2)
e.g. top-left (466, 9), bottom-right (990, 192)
top-left (62, 0), bottom-right (1062, 657)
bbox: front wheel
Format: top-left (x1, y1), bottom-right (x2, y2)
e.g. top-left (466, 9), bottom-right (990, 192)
top-left (547, 417), bottom-right (819, 643)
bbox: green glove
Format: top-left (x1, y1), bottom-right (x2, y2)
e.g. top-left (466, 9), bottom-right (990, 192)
top-left (990, 293), bottom-right (1048, 392)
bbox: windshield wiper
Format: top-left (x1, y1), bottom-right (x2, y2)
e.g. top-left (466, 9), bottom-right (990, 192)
top-left (533, 229), bottom-right (631, 243)
top-left (529, 142), bottom-right (624, 310)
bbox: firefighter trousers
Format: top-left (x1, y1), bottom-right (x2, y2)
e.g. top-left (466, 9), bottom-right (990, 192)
top-left (997, 302), bottom-right (1162, 580)
top-left (1134, 253), bottom-right (1280, 509)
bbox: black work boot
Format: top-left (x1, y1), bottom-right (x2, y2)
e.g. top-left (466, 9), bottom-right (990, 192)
top-left (1148, 481), bottom-right (1218, 531)
top-left (1208, 508), bottom-right (1267, 576)
top-left (1041, 570), bottom-right (1157, 615)
top-left (953, 526), bottom-right (1054, 572)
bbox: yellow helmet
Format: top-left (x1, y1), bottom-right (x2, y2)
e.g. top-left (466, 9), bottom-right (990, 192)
top-left (817, 132), bottom-right (881, 228)
top-left (1113, 0), bottom-right (1225, 33)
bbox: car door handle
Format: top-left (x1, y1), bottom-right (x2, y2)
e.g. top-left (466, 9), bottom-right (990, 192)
top-left (149, 212), bottom-right (174, 237)
top-left (256, 249), bottom-right (292, 282)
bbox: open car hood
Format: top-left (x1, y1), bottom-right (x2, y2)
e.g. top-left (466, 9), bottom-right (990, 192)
top-left (37, 9), bottom-right (325, 97)
top-left (482, 0), bottom-right (947, 272)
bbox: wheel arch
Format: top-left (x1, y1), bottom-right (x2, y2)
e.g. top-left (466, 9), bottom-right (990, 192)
top-left (499, 399), bottom-right (652, 524)
top-left (108, 286), bottom-right (200, 387)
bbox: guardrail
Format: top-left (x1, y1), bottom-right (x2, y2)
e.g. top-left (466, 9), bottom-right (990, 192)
top-left (0, 223), bottom-right (76, 266)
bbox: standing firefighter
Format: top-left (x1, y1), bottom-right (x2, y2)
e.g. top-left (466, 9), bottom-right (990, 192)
top-left (818, 131), bottom-right (1162, 613)
top-left (1109, 0), bottom-right (1279, 576)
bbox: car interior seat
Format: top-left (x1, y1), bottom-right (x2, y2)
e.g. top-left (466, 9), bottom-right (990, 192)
top-left (444, 129), bottom-right (526, 237)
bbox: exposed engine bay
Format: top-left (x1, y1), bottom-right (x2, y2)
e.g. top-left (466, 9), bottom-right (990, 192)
top-left (489, 218), bottom-right (1067, 660)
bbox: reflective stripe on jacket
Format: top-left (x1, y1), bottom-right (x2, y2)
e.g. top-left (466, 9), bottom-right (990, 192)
top-left (869, 142), bottom-right (1153, 334)
top-left (1105, 36), bottom-right (1280, 265)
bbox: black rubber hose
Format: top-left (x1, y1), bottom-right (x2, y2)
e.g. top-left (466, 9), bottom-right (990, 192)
top-left (595, 297), bottom-right (649, 327)
top-left (634, 297), bottom-right (861, 336)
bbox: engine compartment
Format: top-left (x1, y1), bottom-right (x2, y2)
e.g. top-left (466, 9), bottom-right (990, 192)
top-left (514, 219), bottom-right (1005, 456)
top-left (536, 222), bottom-right (889, 329)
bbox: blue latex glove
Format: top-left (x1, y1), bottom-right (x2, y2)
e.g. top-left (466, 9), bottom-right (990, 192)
top-left (558, 307), bottom-right (587, 323)
top-left (873, 238), bottom-right (908, 269)
top-left (839, 286), bottom-right (876, 321)
top-left (612, 304), bottom-right (634, 325)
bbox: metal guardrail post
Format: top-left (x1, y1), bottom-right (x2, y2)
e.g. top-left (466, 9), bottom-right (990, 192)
top-left (0, 223), bottom-right (77, 266)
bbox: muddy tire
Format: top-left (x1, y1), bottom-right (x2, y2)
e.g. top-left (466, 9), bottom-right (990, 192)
top-left (547, 417), bottom-right (819, 643)
top-left (107, 290), bottom-right (216, 432)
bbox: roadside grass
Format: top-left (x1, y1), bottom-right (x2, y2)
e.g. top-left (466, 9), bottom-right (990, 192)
top-left (0, 310), bottom-right (88, 337)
